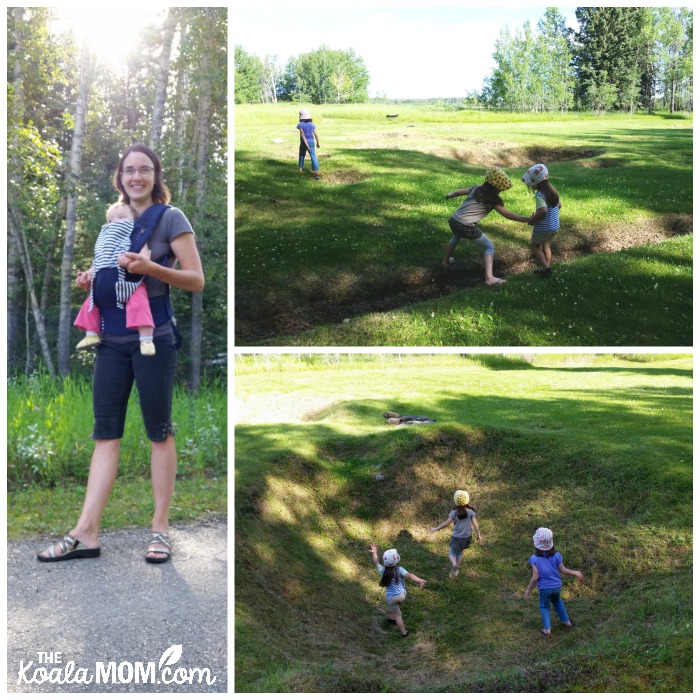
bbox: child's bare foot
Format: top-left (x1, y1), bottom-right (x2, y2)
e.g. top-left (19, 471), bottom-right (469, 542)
top-left (449, 567), bottom-right (460, 579)
top-left (486, 276), bottom-right (505, 285)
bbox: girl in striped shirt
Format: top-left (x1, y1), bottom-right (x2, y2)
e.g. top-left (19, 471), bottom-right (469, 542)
top-left (369, 544), bottom-right (426, 637)
top-left (521, 164), bottom-right (562, 277)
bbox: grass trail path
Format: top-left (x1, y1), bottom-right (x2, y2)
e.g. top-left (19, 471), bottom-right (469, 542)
top-left (7, 517), bottom-right (227, 693)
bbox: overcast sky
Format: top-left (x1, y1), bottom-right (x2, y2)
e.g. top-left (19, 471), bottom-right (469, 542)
top-left (234, 2), bottom-right (580, 99)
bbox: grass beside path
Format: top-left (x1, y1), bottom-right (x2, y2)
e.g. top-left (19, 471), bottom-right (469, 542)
top-left (235, 354), bottom-right (692, 692)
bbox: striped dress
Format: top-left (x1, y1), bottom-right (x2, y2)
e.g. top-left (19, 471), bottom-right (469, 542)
top-left (90, 220), bottom-right (143, 311)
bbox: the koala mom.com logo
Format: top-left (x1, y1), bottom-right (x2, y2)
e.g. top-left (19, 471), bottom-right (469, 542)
top-left (17, 644), bottom-right (216, 687)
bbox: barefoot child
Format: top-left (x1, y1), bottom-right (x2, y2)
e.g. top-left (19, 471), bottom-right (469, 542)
top-left (297, 108), bottom-right (321, 180)
top-left (428, 490), bottom-right (483, 579)
top-left (442, 166), bottom-right (530, 285)
top-left (369, 544), bottom-right (426, 637)
top-left (74, 202), bottom-right (156, 356)
top-left (524, 527), bottom-right (584, 637)
top-left (521, 164), bottom-right (562, 277)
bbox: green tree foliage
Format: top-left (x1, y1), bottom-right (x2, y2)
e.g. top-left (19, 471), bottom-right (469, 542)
top-left (655, 7), bottom-right (693, 113)
top-left (278, 45), bottom-right (369, 104)
top-left (483, 7), bottom-right (693, 115)
top-left (484, 15), bottom-right (572, 112)
top-left (573, 7), bottom-right (647, 111)
top-left (235, 45), bottom-right (278, 104)
top-left (7, 7), bottom-right (227, 383)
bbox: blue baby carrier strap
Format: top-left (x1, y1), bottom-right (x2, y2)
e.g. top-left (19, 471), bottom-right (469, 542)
top-left (96, 203), bottom-right (176, 334)
top-left (127, 202), bottom-right (170, 256)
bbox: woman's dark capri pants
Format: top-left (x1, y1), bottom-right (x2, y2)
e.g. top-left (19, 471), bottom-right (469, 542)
top-left (91, 330), bottom-right (178, 442)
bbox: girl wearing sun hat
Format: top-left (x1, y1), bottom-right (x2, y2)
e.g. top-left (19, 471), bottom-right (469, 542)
top-left (441, 166), bottom-right (530, 285)
top-left (428, 490), bottom-right (483, 579)
top-left (296, 108), bottom-right (321, 179)
top-left (521, 163), bottom-right (562, 277)
top-left (524, 527), bottom-right (584, 637)
top-left (368, 544), bottom-right (426, 637)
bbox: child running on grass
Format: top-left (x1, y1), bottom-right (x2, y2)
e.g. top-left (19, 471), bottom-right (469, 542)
top-left (524, 527), bottom-right (584, 637)
top-left (369, 544), bottom-right (426, 637)
top-left (442, 166), bottom-right (530, 285)
top-left (428, 490), bottom-right (483, 579)
top-left (297, 108), bottom-right (321, 180)
top-left (521, 163), bottom-right (562, 277)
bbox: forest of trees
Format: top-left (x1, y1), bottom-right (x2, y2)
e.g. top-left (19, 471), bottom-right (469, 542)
top-left (235, 7), bottom-right (692, 114)
top-left (235, 44), bottom-right (369, 104)
top-left (7, 7), bottom-right (227, 390)
top-left (484, 7), bottom-right (693, 113)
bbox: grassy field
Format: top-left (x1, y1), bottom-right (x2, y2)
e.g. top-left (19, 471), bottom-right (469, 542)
top-left (234, 105), bottom-right (692, 346)
top-left (235, 354), bottom-right (692, 692)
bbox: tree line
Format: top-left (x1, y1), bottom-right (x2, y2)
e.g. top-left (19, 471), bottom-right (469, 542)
top-left (235, 7), bottom-right (692, 114)
top-left (235, 44), bottom-right (369, 104)
top-left (7, 7), bottom-right (227, 390)
top-left (484, 7), bottom-right (693, 114)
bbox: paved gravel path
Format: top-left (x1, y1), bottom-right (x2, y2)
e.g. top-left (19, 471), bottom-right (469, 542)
top-left (7, 517), bottom-right (227, 693)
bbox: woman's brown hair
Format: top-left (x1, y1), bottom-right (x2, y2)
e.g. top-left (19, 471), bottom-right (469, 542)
top-left (114, 143), bottom-right (171, 205)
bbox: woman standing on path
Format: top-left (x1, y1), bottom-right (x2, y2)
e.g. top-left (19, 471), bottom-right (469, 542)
top-left (38, 143), bottom-right (204, 565)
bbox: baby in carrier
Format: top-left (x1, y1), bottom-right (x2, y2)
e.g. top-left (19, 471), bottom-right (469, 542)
top-left (74, 202), bottom-right (155, 356)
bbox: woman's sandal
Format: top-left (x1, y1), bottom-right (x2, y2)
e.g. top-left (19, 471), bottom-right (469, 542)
top-left (145, 532), bottom-right (171, 564)
top-left (37, 534), bottom-right (101, 562)
top-left (540, 628), bottom-right (551, 637)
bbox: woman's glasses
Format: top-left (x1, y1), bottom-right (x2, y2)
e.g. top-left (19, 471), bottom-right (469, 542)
top-left (122, 166), bottom-right (154, 176)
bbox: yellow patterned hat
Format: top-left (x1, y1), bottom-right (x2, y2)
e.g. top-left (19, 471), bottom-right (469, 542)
top-left (484, 166), bottom-right (512, 191)
top-left (453, 490), bottom-right (470, 506)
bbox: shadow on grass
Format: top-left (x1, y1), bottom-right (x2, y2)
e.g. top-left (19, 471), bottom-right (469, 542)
top-left (236, 391), bottom-right (691, 690)
top-left (235, 141), bottom-right (691, 344)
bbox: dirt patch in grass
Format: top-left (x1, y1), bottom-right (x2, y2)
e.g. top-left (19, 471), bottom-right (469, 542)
top-left (441, 144), bottom-right (603, 168)
top-left (235, 215), bottom-right (691, 344)
top-left (322, 170), bottom-right (368, 184)
top-left (580, 158), bottom-right (630, 168)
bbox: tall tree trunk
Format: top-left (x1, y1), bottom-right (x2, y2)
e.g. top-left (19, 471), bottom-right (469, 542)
top-left (188, 12), bottom-right (214, 394)
top-left (149, 8), bottom-right (179, 150)
top-left (57, 43), bottom-right (91, 377)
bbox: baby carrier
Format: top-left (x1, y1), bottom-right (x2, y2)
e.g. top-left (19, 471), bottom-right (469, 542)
top-left (92, 204), bottom-right (174, 334)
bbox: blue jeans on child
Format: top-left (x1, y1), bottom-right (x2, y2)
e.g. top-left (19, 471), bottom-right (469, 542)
top-left (538, 587), bottom-right (570, 629)
top-left (299, 141), bottom-right (319, 171)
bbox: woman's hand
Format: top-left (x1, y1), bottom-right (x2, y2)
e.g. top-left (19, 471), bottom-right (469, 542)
top-left (117, 251), bottom-right (153, 275)
top-left (76, 268), bottom-right (93, 290)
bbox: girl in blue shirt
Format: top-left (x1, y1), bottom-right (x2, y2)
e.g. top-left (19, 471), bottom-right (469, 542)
top-left (521, 164), bottom-right (562, 277)
top-left (297, 108), bottom-right (321, 180)
top-left (524, 527), bottom-right (584, 637)
top-left (369, 544), bottom-right (426, 637)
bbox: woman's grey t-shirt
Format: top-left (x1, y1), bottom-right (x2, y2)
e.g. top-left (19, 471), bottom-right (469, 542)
top-left (448, 508), bottom-right (475, 538)
top-left (145, 207), bottom-right (194, 298)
